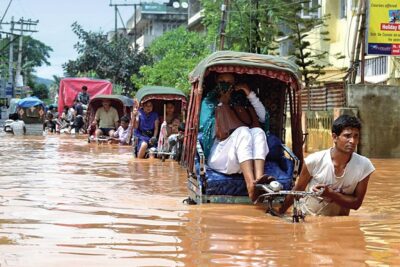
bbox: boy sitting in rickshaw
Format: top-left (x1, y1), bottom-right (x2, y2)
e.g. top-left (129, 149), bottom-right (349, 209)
top-left (132, 101), bottom-right (160, 158)
top-left (109, 115), bottom-right (132, 145)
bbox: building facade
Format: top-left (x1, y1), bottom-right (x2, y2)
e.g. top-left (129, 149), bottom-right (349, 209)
top-left (126, 1), bottom-right (188, 51)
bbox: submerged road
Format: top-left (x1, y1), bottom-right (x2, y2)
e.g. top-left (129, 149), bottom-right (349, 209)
top-left (0, 134), bottom-right (399, 266)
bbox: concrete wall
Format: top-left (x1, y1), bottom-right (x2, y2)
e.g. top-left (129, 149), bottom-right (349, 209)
top-left (347, 84), bottom-right (400, 158)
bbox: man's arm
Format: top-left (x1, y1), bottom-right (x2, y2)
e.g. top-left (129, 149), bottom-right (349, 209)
top-left (153, 119), bottom-right (160, 138)
top-left (279, 164), bottom-right (313, 214)
top-left (93, 109), bottom-right (100, 125)
top-left (314, 176), bottom-right (371, 210)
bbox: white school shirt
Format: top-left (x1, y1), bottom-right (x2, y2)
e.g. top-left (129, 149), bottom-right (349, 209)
top-left (10, 120), bottom-right (25, 135)
top-left (301, 148), bottom-right (375, 216)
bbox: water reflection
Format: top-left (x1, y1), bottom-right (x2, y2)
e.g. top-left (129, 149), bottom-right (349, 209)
top-left (0, 136), bottom-right (399, 266)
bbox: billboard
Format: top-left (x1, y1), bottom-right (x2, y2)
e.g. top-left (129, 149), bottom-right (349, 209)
top-left (367, 0), bottom-right (400, 55)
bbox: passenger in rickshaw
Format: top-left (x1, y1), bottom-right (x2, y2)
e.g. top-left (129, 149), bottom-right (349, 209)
top-left (76, 85), bottom-right (90, 107)
top-left (110, 115), bottom-right (132, 145)
top-left (93, 99), bottom-right (119, 137)
top-left (71, 99), bottom-right (85, 134)
top-left (58, 105), bottom-right (73, 133)
top-left (159, 102), bottom-right (183, 153)
top-left (160, 102), bottom-right (180, 132)
top-left (199, 73), bottom-right (270, 202)
top-left (43, 112), bottom-right (56, 133)
top-left (132, 100), bottom-right (160, 159)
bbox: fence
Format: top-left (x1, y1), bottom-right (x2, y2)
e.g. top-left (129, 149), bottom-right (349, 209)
top-left (301, 82), bottom-right (346, 111)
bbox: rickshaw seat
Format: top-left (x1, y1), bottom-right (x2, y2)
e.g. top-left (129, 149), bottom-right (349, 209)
top-left (196, 133), bottom-right (295, 196)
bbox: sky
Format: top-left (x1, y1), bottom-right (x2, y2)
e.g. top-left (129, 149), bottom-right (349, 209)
top-left (0, 0), bottom-right (135, 80)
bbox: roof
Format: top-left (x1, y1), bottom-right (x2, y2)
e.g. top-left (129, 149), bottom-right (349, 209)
top-left (135, 85), bottom-right (186, 104)
top-left (90, 94), bottom-right (134, 107)
top-left (189, 51), bottom-right (302, 90)
top-left (17, 96), bottom-right (44, 108)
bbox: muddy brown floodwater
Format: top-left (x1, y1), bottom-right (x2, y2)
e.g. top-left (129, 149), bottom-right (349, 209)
top-left (0, 134), bottom-right (399, 266)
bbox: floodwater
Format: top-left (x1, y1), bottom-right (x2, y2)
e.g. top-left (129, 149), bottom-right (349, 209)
top-left (0, 134), bottom-right (399, 266)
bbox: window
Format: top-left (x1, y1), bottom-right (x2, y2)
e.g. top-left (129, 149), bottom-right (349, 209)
top-left (301, 0), bottom-right (320, 19)
top-left (357, 56), bottom-right (388, 77)
top-left (340, 0), bottom-right (347, 19)
top-left (279, 38), bottom-right (294, 57)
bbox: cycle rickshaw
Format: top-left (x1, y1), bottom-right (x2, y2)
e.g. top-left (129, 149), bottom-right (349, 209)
top-left (181, 51), bottom-right (318, 222)
top-left (86, 94), bottom-right (134, 143)
top-left (133, 85), bottom-right (187, 160)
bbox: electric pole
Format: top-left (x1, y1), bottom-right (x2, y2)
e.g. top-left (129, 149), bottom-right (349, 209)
top-left (1, 17), bottom-right (38, 97)
top-left (109, 0), bottom-right (138, 44)
top-left (8, 17), bottom-right (14, 86)
top-left (219, 0), bottom-right (229, 50)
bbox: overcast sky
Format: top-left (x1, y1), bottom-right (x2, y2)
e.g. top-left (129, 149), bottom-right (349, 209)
top-left (1, 0), bottom-right (135, 80)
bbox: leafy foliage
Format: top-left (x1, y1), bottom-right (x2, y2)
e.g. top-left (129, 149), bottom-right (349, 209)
top-left (63, 22), bottom-right (152, 96)
top-left (132, 27), bottom-right (210, 95)
top-left (28, 80), bottom-right (48, 100)
top-left (201, 0), bottom-right (338, 110)
top-left (0, 36), bottom-right (53, 86)
top-left (201, 0), bottom-right (288, 53)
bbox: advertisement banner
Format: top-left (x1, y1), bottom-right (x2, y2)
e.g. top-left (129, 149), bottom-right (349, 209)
top-left (368, 0), bottom-right (400, 55)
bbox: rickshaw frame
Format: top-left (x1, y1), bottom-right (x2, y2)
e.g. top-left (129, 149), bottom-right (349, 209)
top-left (133, 85), bottom-right (187, 160)
top-left (86, 94), bottom-right (134, 143)
top-left (181, 51), bottom-right (304, 208)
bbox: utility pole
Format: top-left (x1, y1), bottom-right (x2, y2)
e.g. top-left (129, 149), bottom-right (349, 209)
top-left (350, 0), bottom-right (366, 84)
top-left (2, 17), bottom-right (38, 97)
top-left (218, 0), bottom-right (229, 50)
top-left (109, 0), bottom-right (139, 44)
top-left (8, 17), bottom-right (14, 86)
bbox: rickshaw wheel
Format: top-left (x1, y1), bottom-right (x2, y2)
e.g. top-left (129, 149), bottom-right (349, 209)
top-left (182, 198), bottom-right (196, 205)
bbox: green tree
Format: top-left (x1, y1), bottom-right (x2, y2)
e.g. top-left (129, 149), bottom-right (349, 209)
top-left (0, 36), bottom-right (52, 85)
top-left (132, 26), bottom-right (210, 94)
top-left (201, 0), bottom-right (287, 53)
top-left (201, 0), bottom-right (337, 109)
top-left (63, 22), bottom-right (151, 95)
top-left (29, 82), bottom-right (49, 100)
top-left (281, 2), bottom-right (343, 110)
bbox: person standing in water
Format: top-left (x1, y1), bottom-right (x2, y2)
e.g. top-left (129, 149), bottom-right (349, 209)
top-left (279, 114), bottom-right (375, 216)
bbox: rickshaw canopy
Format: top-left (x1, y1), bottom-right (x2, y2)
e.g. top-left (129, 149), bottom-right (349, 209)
top-left (135, 85), bottom-right (187, 109)
top-left (17, 96), bottom-right (45, 109)
top-left (182, 50), bottom-right (304, 172)
top-left (189, 51), bottom-right (303, 93)
top-left (88, 94), bottom-right (134, 109)
top-left (86, 94), bottom-right (134, 120)
top-left (58, 77), bottom-right (112, 115)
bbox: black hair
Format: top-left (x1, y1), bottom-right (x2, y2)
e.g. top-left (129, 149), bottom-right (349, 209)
top-left (9, 113), bottom-right (18, 120)
top-left (178, 122), bottom-right (185, 132)
top-left (121, 115), bottom-right (130, 123)
top-left (82, 86), bottom-right (88, 90)
top-left (332, 114), bottom-right (361, 136)
top-left (166, 101), bottom-right (175, 106)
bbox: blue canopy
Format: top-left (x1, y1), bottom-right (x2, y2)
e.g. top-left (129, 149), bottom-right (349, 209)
top-left (17, 96), bottom-right (45, 109)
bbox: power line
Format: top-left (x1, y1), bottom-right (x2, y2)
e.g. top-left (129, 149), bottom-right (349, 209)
top-left (117, 8), bottom-right (127, 31)
top-left (0, 0), bottom-right (13, 24)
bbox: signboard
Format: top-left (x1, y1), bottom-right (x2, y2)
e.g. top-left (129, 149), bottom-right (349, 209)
top-left (5, 82), bottom-right (13, 97)
top-left (110, 0), bottom-right (168, 4)
top-left (367, 0), bottom-right (400, 55)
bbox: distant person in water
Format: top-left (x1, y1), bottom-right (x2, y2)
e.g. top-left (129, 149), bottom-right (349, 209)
top-left (9, 113), bottom-right (26, 135)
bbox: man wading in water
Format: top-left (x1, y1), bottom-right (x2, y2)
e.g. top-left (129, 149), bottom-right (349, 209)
top-left (278, 115), bottom-right (375, 216)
